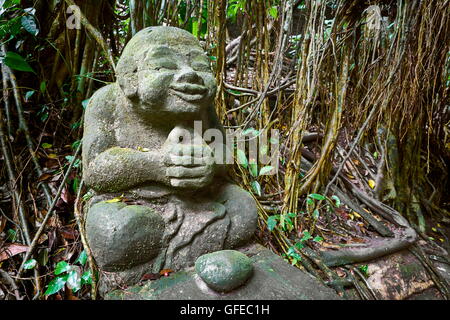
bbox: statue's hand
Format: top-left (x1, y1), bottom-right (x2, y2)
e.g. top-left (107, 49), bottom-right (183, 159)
top-left (164, 143), bottom-right (216, 189)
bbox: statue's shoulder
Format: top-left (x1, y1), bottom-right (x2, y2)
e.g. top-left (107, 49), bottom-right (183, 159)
top-left (85, 83), bottom-right (122, 119)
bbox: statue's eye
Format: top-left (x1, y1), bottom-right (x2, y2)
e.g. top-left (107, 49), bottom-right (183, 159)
top-left (192, 62), bottom-right (210, 72)
top-left (153, 60), bottom-right (178, 70)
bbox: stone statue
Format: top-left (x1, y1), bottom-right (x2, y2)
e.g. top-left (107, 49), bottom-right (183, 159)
top-left (82, 26), bottom-right (258, 288)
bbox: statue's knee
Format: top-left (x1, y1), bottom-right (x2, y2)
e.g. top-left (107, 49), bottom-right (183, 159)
top-left (217, 185), bottom-right (258, 248)
top-left (86, 201), bottom-right (164, 271)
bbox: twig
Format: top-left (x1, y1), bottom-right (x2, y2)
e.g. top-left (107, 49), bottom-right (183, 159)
top-left (1, 49), bottom-right (54, 207)
top-left (73, 179), bottom-right (98, 300)
top-left (0, 269), bottom-right (21, 300)
top-left (18, 141), bottom-right (83, 276)
top-left (64, 0), bottom-right (116, 73)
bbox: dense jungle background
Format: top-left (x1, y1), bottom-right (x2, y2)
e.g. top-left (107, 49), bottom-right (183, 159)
top-left (0, 0), bottom-right (449, 300)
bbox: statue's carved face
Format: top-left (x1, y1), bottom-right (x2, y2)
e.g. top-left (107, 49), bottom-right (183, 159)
top-left (130, 43), bottom-right (216, 118)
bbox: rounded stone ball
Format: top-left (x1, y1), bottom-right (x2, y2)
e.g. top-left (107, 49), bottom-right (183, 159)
top-left (195, 250), bottom-right (253, 292)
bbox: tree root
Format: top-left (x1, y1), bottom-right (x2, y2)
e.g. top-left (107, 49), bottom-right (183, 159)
top-left (320, 227), bottom-right (417, 267)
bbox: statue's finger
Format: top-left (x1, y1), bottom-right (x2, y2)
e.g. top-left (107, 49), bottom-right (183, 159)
top-left (168, 155), bottom-right (198, 166)
top-left (170, 144), bottom-right (210, 158)
top-left (170, 177), bottom-right (210, 188)
top-left (166, 166), bottom-right (208, 178)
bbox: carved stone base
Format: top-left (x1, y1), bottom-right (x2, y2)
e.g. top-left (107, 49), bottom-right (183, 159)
top-left (104, 244), bottom-right (341, 300)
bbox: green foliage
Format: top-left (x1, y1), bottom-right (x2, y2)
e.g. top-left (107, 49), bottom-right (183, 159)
top-left (44, 251), bottom-right (92, 296)
top-left (227, 0), bottom-right (246, 23)
top-left (21, 15), bottom-right (38, 35)
top-left (177, 0), bottom-right (208, 39)
top-left (358, 265), bottom-right (369, 277)
top-left (23, 259), bottom-right (37, 270)
top-left (236, 149), bottom-right (248, 168)
top-left (2, 51), bottom-right (35, 73)
top-left (285, 230), bottom-right (323, 265)
top-left (259, 166), bottom-right (274, 176)
top-left (251, 180), bottom-right (261, 196)
top-left (267, 215), bottom-right (279, 231)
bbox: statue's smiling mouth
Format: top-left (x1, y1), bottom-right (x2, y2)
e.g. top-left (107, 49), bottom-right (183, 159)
top-left (170, 83), bottom-right (207, 102)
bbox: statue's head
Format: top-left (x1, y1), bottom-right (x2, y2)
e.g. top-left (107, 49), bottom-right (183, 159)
top-left (116, 26), bottom-right (217, 119)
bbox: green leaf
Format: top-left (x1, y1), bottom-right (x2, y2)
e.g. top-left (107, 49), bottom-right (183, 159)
top-left (76, 250), bottom-right (88, 266)
top-left (82, 98), bottom-right (90, 109)
top-left (3, 51), bottom-right (35, 73)
top-left (25, 90), bottom-right (35, 102)
top-left (268, 6), bottom-right (278, 19)
top-left (54, 261), bottom-right (71, 275)
top-left (284, 215), bottom-right (293, 230)
top-left (242, 128), bottom-right (259, 136)
top-left (260, 144), bottom-right (268, 155)
top-left (267, 215), bottom-right (279, 231)
top-left (308, 193), bottom-right (326, 201)
top-left (72, 177), bottom-right (80, 194)
top-left (312, 209), bottom-right (320, 219)
top-left (37, 248), bottom-right (49, 266)
top-left (249, 162), bottom-right (258, 177)
top-left (301, 230), bottom-right (312, 242)
top-left (259, 166), bottom-right (274, 176)
top-left (6, 229), bottom-right (17, 241)
top-left (191, 20), bottom-right (199, 37)
top-left (358, 265), bottom-right (369, 276)
top-left (295, 241), bottom-right (305, 250)
top-left (286, 212), bottom-right (297, 218)
top-left (71, 121), bottom-right (81, 130)
top-left (66, 270), bottom-right (81, 292)
top-left (313, 236), bottom-right (323, 242)
top-left (81, 270), bottom-right (92, 285)
top-left (287, 247), bottom-right (301, 261)
top-left (44, 275), bottom-right (68, 296)
top-left (331, 195), bottom-right (341, 208)
top-left (71, 140), bottom-right (81, 150)
top-left (41, 143), bottom-right (52, 149)
top-left (2, 0), bottom-right (20, 9)
top-left (21, 15), bottom-right (38, 35)
top-left (251, 180), bottom-right (261, 196)
top-left (236, 149), bottom-right (248, 168)
top-left (23, 259), bottom-right (37, 270)
top-left (65, 155), bottom-right (81, 168)
top-left (0, 16), bottom-right (21, 40)
top-left (39, 81), bottom-right (46, 93)
top-left (269, 137), bottom-right (279, 144)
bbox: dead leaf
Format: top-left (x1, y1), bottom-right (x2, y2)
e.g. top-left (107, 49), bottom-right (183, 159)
top-left (37, 173), bottom-right (53, 182)
top-left (0, 243), bottom-right (28, 262)
top-left (0, 217), bottom-right (6, 234)
top-left (61, 186), bottom-right (72, 204)
top-left (159, 269), bottom-right (174, 277)
top-left (105, 194), bottom-right (125, 203)
top-left (141, 273), bottom-right (161, 281)
top-left (60, 228), bottom-right (78, 240)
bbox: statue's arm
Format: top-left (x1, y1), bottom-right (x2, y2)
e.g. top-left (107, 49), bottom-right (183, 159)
top-left (82, 85), bottom-right (168, 193)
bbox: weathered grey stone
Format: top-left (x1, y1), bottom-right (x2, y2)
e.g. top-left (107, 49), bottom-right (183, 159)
top-left (82, 26), bottom-right (258, 289)
top-left (106, 245), bottom-right (342, 300)
top-left (85, 201), bottom-right (164, 271)
top-left (195, 250), bottom-right (253, 292)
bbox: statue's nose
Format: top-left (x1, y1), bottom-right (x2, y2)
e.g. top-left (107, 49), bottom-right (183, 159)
top-left (175, 68), bottom-right (205, 86)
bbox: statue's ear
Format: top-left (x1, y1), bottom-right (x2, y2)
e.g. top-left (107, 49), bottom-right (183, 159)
top-left (118, 72), bottom-right (138, 102)
top-left (117, 56), bottom-right (139, 102)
